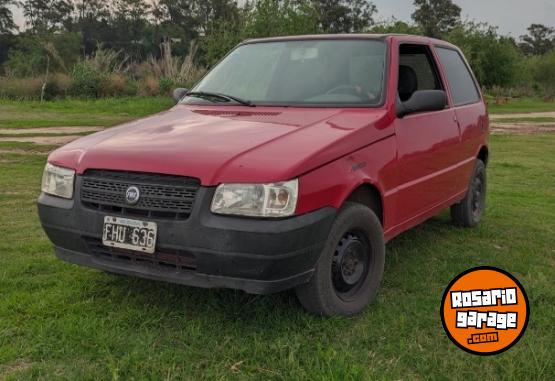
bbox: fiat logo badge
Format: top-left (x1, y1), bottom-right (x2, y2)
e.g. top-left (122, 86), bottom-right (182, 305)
top-left (125, 186), bottom-right (140, 205)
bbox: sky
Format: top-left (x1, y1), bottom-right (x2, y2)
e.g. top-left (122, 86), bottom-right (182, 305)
top-left (372, 0), bottom-right (555, 37)
top-left (9, 0), bottom-right (555, 38)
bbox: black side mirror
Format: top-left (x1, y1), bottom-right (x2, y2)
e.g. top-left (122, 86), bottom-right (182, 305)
top-left (172, 88), bottom-right (189, 104)
top-left (397, 90), bottom-right (447, 118)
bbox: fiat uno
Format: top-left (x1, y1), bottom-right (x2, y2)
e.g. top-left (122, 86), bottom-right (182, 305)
top-left (38, 35), bottom-right (489, 316)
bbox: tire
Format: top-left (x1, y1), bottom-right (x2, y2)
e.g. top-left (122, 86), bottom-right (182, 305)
top-left (295, 202), bottom-right (385, 316)
top-left (451, 159), bottom-right (487, 228)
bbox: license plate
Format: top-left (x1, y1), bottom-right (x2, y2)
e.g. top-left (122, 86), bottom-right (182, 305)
top-left (102, 216), bottom-right (157, 254)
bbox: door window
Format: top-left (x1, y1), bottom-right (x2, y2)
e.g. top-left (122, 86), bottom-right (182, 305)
top-left (398, 44), bottom-right (443, 102)
top-left (436, 47), bottom-right (481, 106)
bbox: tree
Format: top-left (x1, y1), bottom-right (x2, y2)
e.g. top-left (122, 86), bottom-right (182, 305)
top-left (244, 0), bottom-right (318, 38)
top-left (347, 0), bottom-right (376, 32)
top-left (519, 24), bottom-right (555, 56)
top-left (195, 0), bottom-right (241, 35)
top-left (71, 0), bottom-right (111, 55)
top-left (531, 51), bottom-right (555, 98)
top-left (21, 0), bottom-right (74, 32)
top-left (371, 18), bottom-right (421, 34)
top-left (311, 0), bottom-right (376, 33)
top-left (0, 0), bottom-right (17, 34)
top-left (446, 22), bottom-right (521, 88)
top-left (152, 0), bottom-right (199, 40)
top-left (111, 0), bottom-right (152, 59)
top-left (412, 0), bottom-right (460, 38)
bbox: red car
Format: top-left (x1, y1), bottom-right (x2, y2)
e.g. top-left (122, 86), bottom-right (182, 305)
top-left (38, 34), bottom-right (489, 316)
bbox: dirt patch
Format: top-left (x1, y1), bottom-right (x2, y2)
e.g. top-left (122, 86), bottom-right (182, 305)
top-left (490, 111), bottom-right (555, 120)
top-left (0, 135), bottom-right (82, 145)
top-left (490, 123), bottom-right (555, 134)
top-left (0, 126), bottom-right (104, 135)
top-left (0, 148), bottom-right (50, 155)
top-left (0, 359), bottom-right (33, 378)
top-left (490, 112), bottom-right (555, 133)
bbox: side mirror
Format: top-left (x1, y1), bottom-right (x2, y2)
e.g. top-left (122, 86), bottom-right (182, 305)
top-left (397, 90), bottom-right (447, 118)
top-left (172, 88), bottom-right (189, 104)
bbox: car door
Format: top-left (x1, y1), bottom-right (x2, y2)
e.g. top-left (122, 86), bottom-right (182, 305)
top-left (393, 43), bottom-right (463, 225)
top-left (434, 46), bottom-right (487, 192)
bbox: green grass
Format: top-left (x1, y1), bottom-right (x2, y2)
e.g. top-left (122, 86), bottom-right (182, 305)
top-left (0, 97), bottom-right (174, 129)
top-left (3, 96), bottom-right (555, 129)
top-left (490, 117), bottom-right (555, 124)
top-left (0, 132), bottom-right (92, 138)
top-left (0, 141), bottom-right (57, 154)
top-left (1, 127), bottom-right (554, 379)
top-left (487, 97), bottom-right (555, 114)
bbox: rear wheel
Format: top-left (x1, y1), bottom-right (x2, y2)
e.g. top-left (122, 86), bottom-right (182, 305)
top-left (451, 159), bottom-right (487, 227)
top-left (295, 202), bottom-right (385, 316)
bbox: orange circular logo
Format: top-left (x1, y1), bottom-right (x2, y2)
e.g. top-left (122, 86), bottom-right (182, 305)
top-left (441, 267), bottom-right (529, 356)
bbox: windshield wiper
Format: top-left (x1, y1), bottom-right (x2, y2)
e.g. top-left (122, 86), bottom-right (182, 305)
top-left (186, 91), bottom-right (255, 107)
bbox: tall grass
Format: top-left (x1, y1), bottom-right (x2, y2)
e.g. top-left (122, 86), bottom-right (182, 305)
top-left (146, 41), bottom-right (206, 91)
top-left (0, 42), bottom-right (205, 100)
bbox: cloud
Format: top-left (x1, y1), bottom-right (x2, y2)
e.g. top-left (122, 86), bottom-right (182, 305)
top-left (373, 0), bottom-right (555, 36)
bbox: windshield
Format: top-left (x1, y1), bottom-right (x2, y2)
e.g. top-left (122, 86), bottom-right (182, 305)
top-left (182, 39), bottom-right (387, 107)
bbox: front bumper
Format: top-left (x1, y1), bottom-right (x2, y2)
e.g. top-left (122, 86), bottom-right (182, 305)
top-left (38, 184), bottom-right (336, 294)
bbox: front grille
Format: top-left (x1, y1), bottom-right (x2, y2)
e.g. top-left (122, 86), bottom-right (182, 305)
top-left (84, 237), bottom-right (197, 271)
top-left (81, 170), bottom-right (200, 219)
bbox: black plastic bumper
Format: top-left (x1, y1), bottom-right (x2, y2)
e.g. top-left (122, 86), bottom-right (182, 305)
top-left (38, 184), bottom-right (336, 294)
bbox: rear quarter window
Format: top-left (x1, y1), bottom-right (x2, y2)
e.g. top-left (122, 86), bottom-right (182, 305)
top-left (436, 47), bottom-right (481, 106)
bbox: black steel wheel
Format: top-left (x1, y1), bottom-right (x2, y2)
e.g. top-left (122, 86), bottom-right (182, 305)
top-left (451, 159), bottom-right (487, 227)
top-left (295, 202), bottom-right (385, 316)
top-left (332, 232), bottom-right (371, 300)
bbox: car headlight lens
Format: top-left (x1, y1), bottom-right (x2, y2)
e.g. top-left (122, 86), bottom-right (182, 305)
top-left (211, 179), bottom-right (298, 217)
top-left (41, 163), bottom-right (75, 199)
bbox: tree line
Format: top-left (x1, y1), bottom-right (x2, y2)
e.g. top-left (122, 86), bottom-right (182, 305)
top-left (1, 0), bottom-right (554, 99)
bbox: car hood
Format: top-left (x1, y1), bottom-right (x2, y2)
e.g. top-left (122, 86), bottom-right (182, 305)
top-left (48, 105), bottom-right (393, 185)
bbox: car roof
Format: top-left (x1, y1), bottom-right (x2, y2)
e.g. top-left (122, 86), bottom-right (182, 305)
top-left (241, 34), bottom-right (457, 49)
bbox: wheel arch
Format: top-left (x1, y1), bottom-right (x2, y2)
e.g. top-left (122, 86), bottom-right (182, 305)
top-left (478, 145), bottom-right (489, 166)
top-left (344, 183), bottom-right (384, 226)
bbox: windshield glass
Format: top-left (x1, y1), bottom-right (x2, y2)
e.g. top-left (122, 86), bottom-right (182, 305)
top-left (182, 39), bottom-right (387, 107)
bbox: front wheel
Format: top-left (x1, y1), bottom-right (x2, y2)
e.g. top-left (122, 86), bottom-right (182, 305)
top-left (451, 159), bottom-right (487, 227)
top-left (295, 202), bottom-right (385, 316)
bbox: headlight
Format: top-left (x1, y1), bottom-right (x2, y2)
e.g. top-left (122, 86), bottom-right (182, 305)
top-left (211, 179), bottom-right (298, 217)
top-left (41, 163), bottom-right (75, 199)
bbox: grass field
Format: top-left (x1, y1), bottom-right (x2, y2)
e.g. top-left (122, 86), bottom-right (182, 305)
top-left (486, 97), bottom-right (555, 114)
top-left (0, 99), bottom-right (554, 380)
top-left (489, 117), bottom-right (555, 124)
top-left (0, 98), bottom-right (173, 129)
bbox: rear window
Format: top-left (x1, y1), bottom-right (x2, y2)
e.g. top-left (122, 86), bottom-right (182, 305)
top-left (436, 47), bottom-right (481, 106)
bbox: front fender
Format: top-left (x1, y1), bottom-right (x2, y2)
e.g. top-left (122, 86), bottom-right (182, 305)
top-left (296, 135), bottom-right (397, 229)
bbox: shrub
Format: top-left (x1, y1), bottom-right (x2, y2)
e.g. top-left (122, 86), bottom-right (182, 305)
top-left (531, 51), bottom-right (555, 99)
top-left (101, 73), bottom-right (128, 97)
top-left (0, 77), bottom-right (43, 99)
top-left (44, 73), bottom-right (73, 99)
top-left (158, 77), bottom-right (175, 95)
top-left (70, 61), bottom-right (107, 98)
top-left (147, 41), bottom-right (205, 89)
top-left (138, 76), bottom-right (161, 97)
top-left (89, 45), bottom-right (129, 74)
top-left (4, 33), bottom-right (81, 78)
top-left (69, 45), bottom-right (131, 98)
top-left (4, 39), bottom-right (45, 77)
top-left (131, 62), bottom-right (154, 81)
top-left (487, 85), bottom-right (537, 99)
